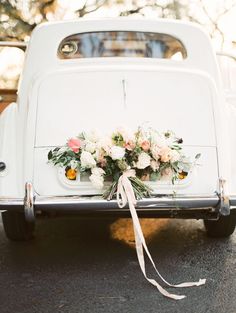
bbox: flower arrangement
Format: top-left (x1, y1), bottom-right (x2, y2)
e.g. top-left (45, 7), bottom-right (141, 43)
top-left (48, 126), bottom-right (199, 199)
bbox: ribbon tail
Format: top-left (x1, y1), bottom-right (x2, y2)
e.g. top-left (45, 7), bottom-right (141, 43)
top-left (116, 172), bottom-right (206, 300)
top-left (132, 217), bottom-right (186, 300)
top-left (172, 279), bottom-right (206, 288)
top-left (129, 191), bottom-right (206, 289)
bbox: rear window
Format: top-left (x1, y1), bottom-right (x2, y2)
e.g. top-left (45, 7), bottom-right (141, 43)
top-left (58, 31), bottom-right (187, 60)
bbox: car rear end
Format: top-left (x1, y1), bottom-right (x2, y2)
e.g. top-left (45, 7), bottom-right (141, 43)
top-left (1, 18), bottom-right (236, 240)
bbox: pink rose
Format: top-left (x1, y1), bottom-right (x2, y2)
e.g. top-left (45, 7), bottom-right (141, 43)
top-left (67, 138), bottom-right (81, 153)
top-left (125, 140), bottom-right (136, 151)
top-left (141, 140), bottom-right (150, 152)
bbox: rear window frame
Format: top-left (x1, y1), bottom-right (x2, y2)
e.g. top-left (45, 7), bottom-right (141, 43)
top-left (57, 31), bottom-right (187, 61)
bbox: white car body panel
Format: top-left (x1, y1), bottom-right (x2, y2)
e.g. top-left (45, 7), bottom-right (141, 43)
top-left (0, 18), bottom-right (235, 202)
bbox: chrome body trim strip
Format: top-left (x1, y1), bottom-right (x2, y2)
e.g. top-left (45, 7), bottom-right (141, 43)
top-left (0, 194), bottom-right (222, 209)
top-left (33, 195), bottom-right (220, 209)
top-left (1, 182), bottom-right (236, 219)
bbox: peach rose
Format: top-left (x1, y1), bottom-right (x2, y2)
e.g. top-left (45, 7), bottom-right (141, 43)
top-left (141, 140), bottom-right (150, 152)
top-left (159, 146), bottom-right (172, 162)
top-left (161, 167), bottom-right (173, 181)
top-left (125, 140), bottom-right (136, 151)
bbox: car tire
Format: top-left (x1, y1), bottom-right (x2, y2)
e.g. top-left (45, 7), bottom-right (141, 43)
top-left (204, 211), bottom-right (236, 238)
top-left (1, 211), bottom-right (35, 241)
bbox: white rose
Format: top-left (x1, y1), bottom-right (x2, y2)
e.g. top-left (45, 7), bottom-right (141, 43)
top-left (110, 146), bottom-right (125, 160)
top-left (152, 134), bottom-right (166, 148)
top-left (136, 152), bottom-right (151, 169)
top-left (89, 173), bottom-right (104, 189)
top-left (91, 167), bottom-right (105, 176)
top-left (170, 150), bottom-right (180, 162)
top-left (85, 142), bottom-right (96, 153)
top-left (80, 151), bottom-right (96, 168)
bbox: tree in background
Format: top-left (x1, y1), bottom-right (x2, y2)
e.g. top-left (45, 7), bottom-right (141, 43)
top-left (120, 0), bottom-right (236, 48)
top-left (0, 0), bottom-right (110, 41)
top-left (0, 0), bottom-right (236, 47)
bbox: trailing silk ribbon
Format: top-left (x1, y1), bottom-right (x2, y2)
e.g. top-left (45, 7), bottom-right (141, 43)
top-left (116, 170), bottom-right (206, 300)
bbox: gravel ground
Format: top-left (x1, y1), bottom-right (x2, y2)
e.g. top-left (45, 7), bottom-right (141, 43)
top-left (0, 216), bottom-right (235, 313)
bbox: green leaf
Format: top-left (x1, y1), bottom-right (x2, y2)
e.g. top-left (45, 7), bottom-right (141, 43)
top-left (48, 150), bottom-right (53, 160)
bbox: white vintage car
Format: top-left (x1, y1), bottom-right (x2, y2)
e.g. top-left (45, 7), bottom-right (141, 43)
top-left (1, 17), bottom-right (236, 241)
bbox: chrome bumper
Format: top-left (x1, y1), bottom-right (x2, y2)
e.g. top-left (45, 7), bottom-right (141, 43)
top-left (1, 182), bottom-right (236, 222)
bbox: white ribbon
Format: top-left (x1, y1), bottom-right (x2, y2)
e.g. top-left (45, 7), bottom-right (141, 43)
top-left (117, 170), bottom-right (206, 300)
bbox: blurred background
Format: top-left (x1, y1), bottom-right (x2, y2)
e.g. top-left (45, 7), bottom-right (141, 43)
top-left (0, 0), bottom-right (236, 91)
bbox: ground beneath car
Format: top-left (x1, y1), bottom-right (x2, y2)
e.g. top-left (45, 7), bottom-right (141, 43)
top-left (0, 216), bottom-right (235, 313)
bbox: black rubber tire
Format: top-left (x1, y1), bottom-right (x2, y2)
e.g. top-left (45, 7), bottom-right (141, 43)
top-left (204, 211), bottom-right (236, 238)
top-left (1, 211), bottom-right (35, 241)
